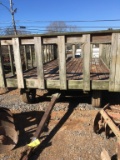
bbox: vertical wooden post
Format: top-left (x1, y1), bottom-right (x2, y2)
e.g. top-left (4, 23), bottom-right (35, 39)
top-left (72, 44), bottom-right (76, 58)
top-left (109, 33), bottom-right (120, 91)
top-left (58, 36), bottom-right (67, 90)
top-left (8, 45), bottom-right (15, 75)
top-left (12, 38), bottom-right (24, 88)
top-left (23, 45), bottom-right (28, 70)
top-left (0, 41), bottom-right (6, 88)
top-left (44, 45), bottom-right (47, 63)
top-left (34, 37), bottom-right (45, 89)
top-left (29, 45), bottom-right (33, 68)
top-left (99, 44), bottom-right (111, 68)
top-left (83, 34), bottom-right (90, 91)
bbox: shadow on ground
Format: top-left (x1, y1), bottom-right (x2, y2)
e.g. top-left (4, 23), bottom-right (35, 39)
top-left (13, 111), bottom-right (48, 149)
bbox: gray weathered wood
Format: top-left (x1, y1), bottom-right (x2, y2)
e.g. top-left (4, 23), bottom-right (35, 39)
top-left (8, 45), bottom-right (15, 76)
top-left (58, 36), bottom-right (67, 90)
top-left (34, 37), bottom-right (45, 89)
top-left (23, 45), bottom-right (28, 70)
top-left (29, 45), bottom-right (33, 68)
top-left (109, 33), bottom-right (120, 91)
top-left (0, 41), bottom-right (6, 87)
top-left (12, 38), bottom-right (24, 88)
top-left (83, 34), bottom-right (90, 91)
top-left (72, 44), bottom-right (76, 58)
top-left (99, 44), bottom-right (111, 68)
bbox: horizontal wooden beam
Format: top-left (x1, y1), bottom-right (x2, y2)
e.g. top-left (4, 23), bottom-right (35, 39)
top-left (1, 40), bottom-right (12, 45)
top-left (92, 80), bottom-right (109, 90)
top-left (43, 37), bottom-right (58, 44)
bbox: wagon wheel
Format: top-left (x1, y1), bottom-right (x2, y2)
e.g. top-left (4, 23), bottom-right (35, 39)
top-left (92, 90), bottom-right (101, 108)
top-left (20, 89), bottom-right (36, 103)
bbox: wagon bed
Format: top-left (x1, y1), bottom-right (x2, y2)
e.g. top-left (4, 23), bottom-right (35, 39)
top-left (20, 58), bottom-right (109, 80)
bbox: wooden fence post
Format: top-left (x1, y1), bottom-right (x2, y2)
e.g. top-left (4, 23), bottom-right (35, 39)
top-left (58, 36), bottom-right (67, 90)
top-left (109, 33), bottom-right (120, 91)
top-left (0, 41), bottom-right (6, 87)
top-left (34, 37), bottom-right (45, 89)
top-left (12, 38), bottom-right (24, 88)
top-left (83, 34), bottom-right (90, 91)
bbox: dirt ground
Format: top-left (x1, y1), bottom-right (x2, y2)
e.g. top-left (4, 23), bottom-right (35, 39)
top-left (0, 89), bottom-right (118, 160)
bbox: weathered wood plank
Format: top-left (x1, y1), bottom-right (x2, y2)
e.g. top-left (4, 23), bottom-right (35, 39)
top-left (43, 37), bottom-right (58, 44)
top-left (21, 39), bottom-right (34, 45)
top-left (83, 34), bottom-right (90, 91)
top-left (58, 36), bottom-right (67, 90)
top-left (66, 35), bottom-right (83, 43)
top-left (12, 38), bottom-right (24, 88)
top-left (109, 33), bottom-right (120, 91)
top-left (68, 80), bottom-right (83, 89)
top-left (72, 44), bottom-right (76, 58)
top-left (1, 40), bottom-right (12, 45)
top-left (91, 34), bottom-right (111, 43)
top-left (29, 45), bottom-right (33, 67)
top-left (92, 80), bottom-right (109, 90)
top-left (34, 37), bottom-right (45, 89)
top-left (114, 33), bottom-right (120, 91)
top-left (23, 45), bottom-right (28, 70)
top-left (0, 41), bottom-right (6, 87)
top-left (8, 45), bottom-right (15, 76)
top-left (99, 44), bottom-right (111, 68)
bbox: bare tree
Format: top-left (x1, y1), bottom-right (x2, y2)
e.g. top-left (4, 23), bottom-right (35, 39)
top-left (46, 21), bottom-right (79, 33)
top-left (3, 27), bottom-right (31, 35)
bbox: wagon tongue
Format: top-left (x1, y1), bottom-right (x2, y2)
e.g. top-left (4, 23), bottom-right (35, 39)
top-left (0, 108), bottom-right (18, 153)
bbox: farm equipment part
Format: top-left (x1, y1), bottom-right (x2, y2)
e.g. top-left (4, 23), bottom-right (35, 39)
top-left (20, 93), bottom-right (60, 160)
top-left (0, 107), bottom-right (18, 153)
top-left (94, 104), bottom-right (120, 160)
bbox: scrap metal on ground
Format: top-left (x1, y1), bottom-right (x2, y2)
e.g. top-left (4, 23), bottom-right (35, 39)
top-left (94, 104), bottom-right (120, 160)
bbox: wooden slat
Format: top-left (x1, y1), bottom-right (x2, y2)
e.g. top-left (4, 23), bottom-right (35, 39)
top-left (1, 40), bottom-right (12, 45)
top-left (114, 33), bottom-right (120, 91)
top-left (92, 80), bottom-right (109, 90)
top-left (99, 44), bottom-right (111, 68)
top-left (0, 41), bottom-right (6, 87)
top-left (91, 34), bottom-right (111, 43)
top-left (66, 35), bottom-right (83, 43)
top-left (21, 39), bottom-right (34, 45)
top-left (8, 45), bottom-right (15, 76)
top-left (83, 34), bottom-right (90, 91)
top-left (43, 37), bottom-right (58, 44)
top-left (72, 44), bottom-right (75, 58)
top-left (12, 38), bottom-right (24, 88)
top-left (109, 33), bottom-right (120, 91)
top-left (29, 46), bottom-right (33, 67)
top-left (23, 45), bottom-right (28, 70)
top-left (34, 37), bottom-right (45, 89)
top-left (58, 36), bottom-right (67, 89)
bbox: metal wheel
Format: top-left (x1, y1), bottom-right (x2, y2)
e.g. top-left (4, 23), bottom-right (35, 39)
top-left (20, 89), bottom-right (36, 103)
top-left (92, 90), bottom-right (101, 108)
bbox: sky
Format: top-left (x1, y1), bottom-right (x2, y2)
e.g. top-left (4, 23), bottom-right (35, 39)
top-left (0, 0), bottom-right (120, 34)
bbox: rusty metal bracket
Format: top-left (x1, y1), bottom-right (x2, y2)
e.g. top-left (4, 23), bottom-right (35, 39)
top-left (20, 93), bottom-right (60, 160)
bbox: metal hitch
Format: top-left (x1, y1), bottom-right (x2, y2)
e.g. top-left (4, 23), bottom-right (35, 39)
top-left (0, 108), bottom-right (18, 154)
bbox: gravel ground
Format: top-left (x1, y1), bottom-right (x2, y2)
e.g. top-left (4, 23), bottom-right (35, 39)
top-left (0, 88), bottom-right (118, 160)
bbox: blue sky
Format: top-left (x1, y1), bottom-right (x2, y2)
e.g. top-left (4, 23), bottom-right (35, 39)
top-left (0, 0), bottom-right (120, 33)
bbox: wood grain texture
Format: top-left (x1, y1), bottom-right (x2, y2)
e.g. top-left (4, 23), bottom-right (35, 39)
top-left (58, 36), bottom-right (67, 90)
top-left (0, 41), bottom-right (6, 87)
top-left (83, 34), bottom-right (91, 91)
top-left (12, 38), bottom-right (24, 88)
top-left (34, 37), bottom-right (45, 89)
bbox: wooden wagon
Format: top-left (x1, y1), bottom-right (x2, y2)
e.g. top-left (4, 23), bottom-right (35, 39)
top-left (0, 30), bottom-right (120, 107)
